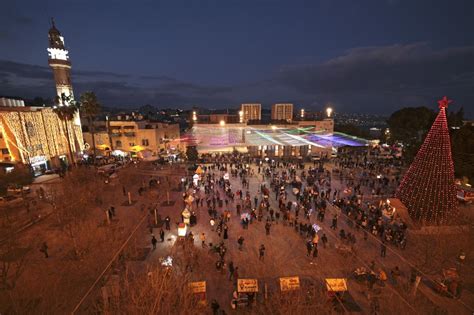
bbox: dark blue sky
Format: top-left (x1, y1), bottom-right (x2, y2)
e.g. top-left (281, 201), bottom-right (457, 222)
top-left (1, 0), bottom-right (473, 116)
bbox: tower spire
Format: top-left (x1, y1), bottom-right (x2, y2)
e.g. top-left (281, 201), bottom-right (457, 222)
top-left (47, 18), bottom-right (72, 98)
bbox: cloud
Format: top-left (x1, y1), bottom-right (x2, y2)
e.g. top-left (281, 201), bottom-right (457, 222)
top-left (139, 75), bottom-right (177, 81)
top-left (75, 69), bottom-right (130, 79)
top-left (1, 43), bottom-right (474, 116)
top-left (0, 60), bottom-right (51, 80)
top-left (157, 80), bottom-right (233, 96)
top-left (276, 43), bottom-right (474, 113)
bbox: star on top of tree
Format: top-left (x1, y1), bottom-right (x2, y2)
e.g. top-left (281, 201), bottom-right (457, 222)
top-left (438, 96), bottom-right (453, 109)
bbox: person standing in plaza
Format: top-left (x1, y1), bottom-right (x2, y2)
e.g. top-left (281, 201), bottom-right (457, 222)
top-left (265, 221), bottom-right (271, 235)
top-left (165, 216), bottom-right (171, 230)
top-left (321, 233), bottom-right (328, 248)
top-left (223, 225), bottom-right (229, 240)
top-left (233, 267), bottom-right (239, 285)
top-left (381, 242), bottom-right (387, 258)
top-left (228, 261), bottom-right (235, 280)
top-left (312, 245), bottom-right (318, 258)
top-left (40, 242), bottom-right (49, 258)
top-left (200, 232), bottom-right (206, 247)
top-left (160, 228), bottom-right (165, 242)
top-left (312, 234), bottom-right (319, 248)
top-left (259, 244), bottom-right (266, 261)
top-left (238, 236), bottom-right (244, 250)
top-left (151, 235), bottom-right (157, 250)
top-left (211, 299), bottom-right (220, 315)
top-left (331, 214), bottom-right (338, 230)
top-left (306, 240), bottom-right (313, 256)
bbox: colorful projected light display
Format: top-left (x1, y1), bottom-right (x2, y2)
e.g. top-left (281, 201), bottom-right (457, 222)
top-left (186, 125), bottom-right (368, 151)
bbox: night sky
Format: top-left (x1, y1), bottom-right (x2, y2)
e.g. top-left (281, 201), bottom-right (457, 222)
top-left (1, 0), bottom-right (473, 116)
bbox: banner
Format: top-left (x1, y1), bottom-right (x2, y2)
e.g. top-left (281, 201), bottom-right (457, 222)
top-left (237, 279), bottom-right (258, 293)
top-left (325, 278), bottom-right (347, 292)
top-left (280, 276), bottom-right (300, 291)
top-left (189, 281), bottom-right (206, 294)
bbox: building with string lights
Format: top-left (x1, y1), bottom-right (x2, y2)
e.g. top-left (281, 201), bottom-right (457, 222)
top-left (0, 19), bottom-right (83, 175)
top-left (0, 98), bottom-right (82, 175)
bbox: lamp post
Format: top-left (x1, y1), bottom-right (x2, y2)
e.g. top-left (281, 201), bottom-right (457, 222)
top-left (326, 107), bottom-right (333, 118)
top-left (220, 120), bottom-right (226, 127)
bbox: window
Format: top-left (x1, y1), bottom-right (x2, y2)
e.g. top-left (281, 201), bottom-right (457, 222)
top-left (142, 139), bottom-right (149, 146)
top-left (129, 143), bottom-right (135, 146)
top-left (116, 140), bottom-right (122, 147)
top-left (0, 132), bottom-right (3, 138)
top-left (1, 148), bottom-right (9, 154)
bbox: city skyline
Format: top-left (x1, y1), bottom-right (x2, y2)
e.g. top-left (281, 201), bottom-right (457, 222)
top-left (1, 0), bottom-right (473, 116)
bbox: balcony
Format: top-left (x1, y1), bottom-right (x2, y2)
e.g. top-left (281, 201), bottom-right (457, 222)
top-left (124, 132), bottom-right (136, 137)
top-left (111, 132), bottom-right (121, 137)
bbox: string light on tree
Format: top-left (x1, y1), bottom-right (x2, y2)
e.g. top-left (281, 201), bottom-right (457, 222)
top-left (395, 96), bottom-right (458, 225)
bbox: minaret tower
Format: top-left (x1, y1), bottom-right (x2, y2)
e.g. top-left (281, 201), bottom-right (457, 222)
top-left (47, 18), bottom-right (74, 100)
top-left (47, 18), bottom-right (83, 150)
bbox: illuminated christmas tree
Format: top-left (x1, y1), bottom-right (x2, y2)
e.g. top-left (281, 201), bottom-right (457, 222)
top-left (396, 96), bottom-right (458, 225)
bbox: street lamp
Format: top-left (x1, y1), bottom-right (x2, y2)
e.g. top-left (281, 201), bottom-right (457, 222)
top-left (239, 110), bottom-right (243, 123)
top-left (220, 120), bottom-right (226, 127)
top-left (271, 125), bottom-right (277, 131)
top-left (192, 111), bottom-right (197, 122)
top-left (300, 108), bottom-right (305, 119)
top-left (326, 107), bottom-right (333, 118)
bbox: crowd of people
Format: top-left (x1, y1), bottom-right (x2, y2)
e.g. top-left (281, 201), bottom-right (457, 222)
top-left (150, 152), bottom-right (419, 312)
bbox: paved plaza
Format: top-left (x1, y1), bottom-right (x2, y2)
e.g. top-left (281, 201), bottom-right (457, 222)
top-left (1, 160), bottom-right (473, 314)
top-left (131, 160), bottom-right (473, 314)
